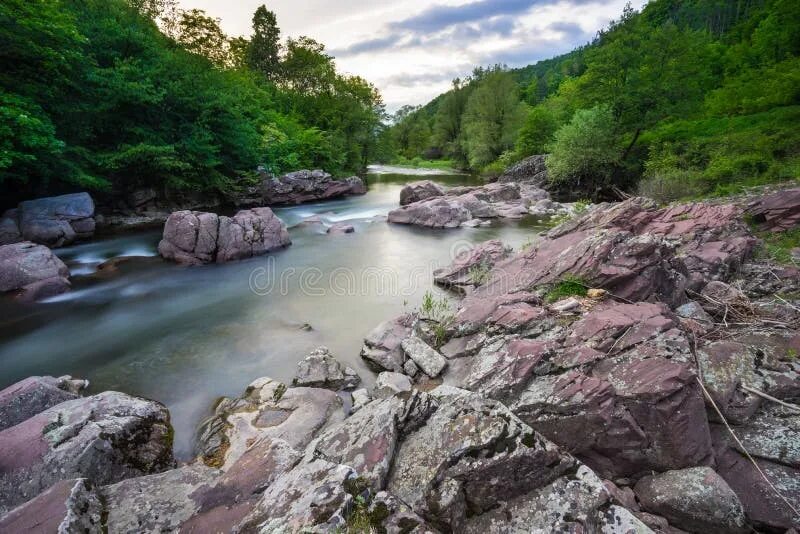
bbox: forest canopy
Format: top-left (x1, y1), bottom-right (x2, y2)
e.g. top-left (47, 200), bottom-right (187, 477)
top-left (0, 0), bottom-right (386, 200)
top-left (384, 0), bottom-right (800, 200)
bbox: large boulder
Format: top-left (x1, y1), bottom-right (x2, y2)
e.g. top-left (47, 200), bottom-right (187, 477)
top-left (433, 239), bottom-right (512, 293)
top-left (634, 467), bottom-right (748, 534)
top-left (388, 197), bottom-right (472, 228)
top-left (196, 376), bottom-right (344, 469)
top-left (400, 180), bottom-right (446, 205)
top-left (262, 169), bottom-right (366, 205)
top-left (360, 313), bottom-right (415, 372)
top-left (0, 391), bottom-right (174, 513)
top-left (0, 375), bottom-right (87, 431)
top-left (746, 187), bottom-right (800, 231)
top-left (0, 241), bottom-right (71, 301)
top-left (0, 210), bottom-right (21, 246)
top-left (497, 154), bottom-right (549, 185)
top-left (16, 192), bottom-right (95, 247)
top-left (292, 346), bottom-right (360, 390)
top-left (0, 478), bottom-right (103, 533)
top-left (158, 207), bottom-right (290, 264)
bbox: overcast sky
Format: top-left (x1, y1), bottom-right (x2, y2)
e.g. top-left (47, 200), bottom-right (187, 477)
top-left (180, 0), bottom-right (647, 112)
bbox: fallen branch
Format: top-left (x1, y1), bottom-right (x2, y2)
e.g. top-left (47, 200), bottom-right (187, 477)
top-left (740, 384), bottom-right (800, 413)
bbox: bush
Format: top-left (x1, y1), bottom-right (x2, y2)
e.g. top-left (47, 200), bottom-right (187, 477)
top-left (546, 105), bottom-right (620, 193)
top-left (515, 106), bottom-right (559, 157)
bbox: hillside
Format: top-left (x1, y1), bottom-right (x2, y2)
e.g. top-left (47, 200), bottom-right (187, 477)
top-left (385, 0), bottom-right (800, 201)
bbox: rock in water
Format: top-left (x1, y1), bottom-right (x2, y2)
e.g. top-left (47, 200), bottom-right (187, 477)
top-left (0, 241), bottom-right (71, 301)
top-left (0, 375), bottom-right (87, 431)
top-left (360, 313), bottom-right (415, 372)
top-left (158, 207), bottom-right (290, 264)
top-left (634, 467), bottom-right (748, 534)
top-left (262, 169), bottom-right (366, 205)
top-left (401, 336), bottom-right (447, 377)
top-left (433, 239), bottom-right (511, 293)
top-left (0, 391), bottom-right (174, 514)
top-left (399, 180), bottom-right (446, 205)
top-left (388, 197), bottom-right (472, 228)
top-left (292, 346), bottom-right (361, 390)
top-left (16, 193), bottom-right (95, 248)
top-left (0, 211), bottom-right (21, 246)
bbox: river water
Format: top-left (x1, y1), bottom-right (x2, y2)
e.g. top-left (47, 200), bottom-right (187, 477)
top-left (0, 167), bottom-right (546, 458)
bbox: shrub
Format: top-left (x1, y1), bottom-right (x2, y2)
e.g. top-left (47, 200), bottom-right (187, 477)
top-left (545, 275), bottom-right (588, 302)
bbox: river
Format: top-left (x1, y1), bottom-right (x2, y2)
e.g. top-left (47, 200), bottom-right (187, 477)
top-left (0, 166), bottom-right (546, 458)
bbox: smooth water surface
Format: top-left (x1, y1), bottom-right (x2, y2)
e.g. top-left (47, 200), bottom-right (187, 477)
top-left (0, 169), bottom-right (546, 458)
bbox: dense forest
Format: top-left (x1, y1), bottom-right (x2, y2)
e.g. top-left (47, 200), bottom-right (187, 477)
top-left (386, 0), bottom-right (800, 200)
top-left (0, 0), bottom-right (385, 203)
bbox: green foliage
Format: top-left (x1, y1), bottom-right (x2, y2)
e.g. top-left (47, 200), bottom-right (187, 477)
top-left (754, 228), bottom-right (800, 265)
top-left (545, 275), bottom-right (588, 302)
top-left (420, 290), bottom-right (455, 347)
top-left (515, 106), bottom-right (559, 158)
top-left (467, 261), bottom-right (491, 285)
top-left (0, 0), bottom-right (383, 200)
top-left (546, 105), bottom-right (621, 192)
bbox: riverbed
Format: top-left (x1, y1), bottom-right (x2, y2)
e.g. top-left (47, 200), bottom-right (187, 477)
top-left (0, 167), bottom-right (546, 458)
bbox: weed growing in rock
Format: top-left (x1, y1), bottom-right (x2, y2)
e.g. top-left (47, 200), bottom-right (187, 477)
top-left (468, 261), bottom-right (492, 285)
top-left (545, 275), bottom-right (588, 302)
top-left (420, 290), bottom-right (456, 347)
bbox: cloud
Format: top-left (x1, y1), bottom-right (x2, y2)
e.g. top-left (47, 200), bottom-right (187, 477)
top-left (388, 0), bottom-right (536, 33)
top-left (332, 35), bottom-right (405, 55)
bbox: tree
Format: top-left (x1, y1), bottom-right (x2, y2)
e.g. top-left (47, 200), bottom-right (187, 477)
top-left (175, 9), bottom-right (231, 67)
top-left (460, 69), bottom-right (526, 168)
top-left (431, 80), bottom-right (470, 162)
top-left (515, 106), bottom-right (559, 157)
top-left (247, 5), bottom-right (280, 79)
top-left (546, 105), bottom-right (620, 194)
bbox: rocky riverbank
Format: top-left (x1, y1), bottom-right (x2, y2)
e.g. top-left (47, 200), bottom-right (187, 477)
top-left (1, 187), bottom-right (799, 532)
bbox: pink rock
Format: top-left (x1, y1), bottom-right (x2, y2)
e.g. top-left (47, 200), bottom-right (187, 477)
top-left (746, 187), bottom-right (800, 231)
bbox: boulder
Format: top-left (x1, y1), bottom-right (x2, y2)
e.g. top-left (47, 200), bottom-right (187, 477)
top-left (0, 211), bottom-right (20, 245)
top-left (0, 478), bottom-right (103, 533)
top-left (17, 192), bottom-right (95, 247)
top-left (327, 222), bottom-right (355, 234)
top-left (401, 336), bottom-right (447, 377)
top-left (433, 239), bottom-right (512, 293)
top-left (0, 375), bottom-right (87, 431)
top-left (388, 197), bottom-right (472, 228)
top-left (350, 388), bottom-right (371, 413)
top-left (634, 467), bottom-right (748, 534)
top-left (746, 187), bottom-right (800, 231)
top-left (292, 346), bottom-right (360, 390)
top-left (262, 169), bottom-right (366, 205)
top-left (373, 371), bottom-right (412, 399)
top-left (385, 387), bottom-right (574, 531)
top-left (158, 207), bottom-right (290, 264)
top-left (695, 341), bottom-right (764, 423)
top-left (196, 376), bottom-right (344, 469)
top-left (360, 313), bottom-right (415, 372)
top-left (0, 242), bottom-right (71, 301)
top-left (0, 391), bottom-right (174, 513)
top-left (400, 180), bottom-right (446, 205)
top-left (497, 154), bottom-right (549, 185)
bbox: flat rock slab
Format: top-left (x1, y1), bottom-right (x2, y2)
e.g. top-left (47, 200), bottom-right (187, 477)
top-left (401, 336), bottom-right (447, 377)
top-left (0, 375), bottom-right (85, 431)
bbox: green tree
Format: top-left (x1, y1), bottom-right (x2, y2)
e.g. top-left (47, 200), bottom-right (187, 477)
top-left (174, 9), bottom-right (231, 67)
top-left (546, 105), bottom-right (621, 194)
top-left (515, 106), bottom-right (559, 157)
top-left (247, 6), bottom-right (281, 80)
top-left (461, 69), bottom-right (526, 168)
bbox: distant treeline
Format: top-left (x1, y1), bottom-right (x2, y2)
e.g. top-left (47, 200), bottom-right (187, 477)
top-left (0, 0), bottom-right (386, 200)
top-left (384, 0), bottom-right (800, 201)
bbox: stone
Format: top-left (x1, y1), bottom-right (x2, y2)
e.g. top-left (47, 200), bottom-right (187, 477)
top-left (350, 388), bottom-right (371, 413)
top-left (0, 213), bottom-right (20, 246)
top-left (386, 387), bottom-right (574, 532)
top-left (309, 391), bottom-right (435, 491)
top-left (0, 375), bottom-right (87, 431)
top-left (0, 391), bottom-right (174, 514)
top-left (17, 193), bottom-right (95, 247)
top-left (675, 300), bottom-right (713, 323)
top-left (237, 459), bottom-right (356, 532)
top-left (551, 296), bottom-right (582, 312)
top-left (158, 207), bottom-right (290, 264)
top-left (634, 467), bottom-right (748, 534)
top-left (401, 336), bottom-right (447, 377)
top-left (746, 187), bottom-right (800, 231)
top-left (400, 180), bottom-right (446, 205)
top-left (367, 491), bottom-right (439, 533)
top-left (262, 169), bottom-right (365, 205)
top-left (327, 222), bottom-right (355, 234)
top-left (360, 313), bottom-right (414, 372)
top-left (196, 377), bottom-right (344, 469)
top-left (497, 154), bottom-right (549, 185)
top-left (695, 341), bottom-right (764, 423)
top-left (373, 371), bottom-right (412, 399)
top-left (403, 359), bottom-right (419, 377)
top-left (388, 197), bottom-right (472, 228)
top-left (433, 239), bottom-right (511, 292)
top-left (292, 346), bottom-right (361, 390)
top-left (0, 478), bottom-right (102, 533)
top-left (0, 241), bottom-right (70, 301)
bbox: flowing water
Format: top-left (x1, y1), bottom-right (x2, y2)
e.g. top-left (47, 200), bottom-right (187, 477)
top-left (0, 166), bottom-right (546, 458)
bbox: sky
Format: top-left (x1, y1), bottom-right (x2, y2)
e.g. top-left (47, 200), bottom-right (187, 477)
top-left (180, 0), bottom-right (648, 112)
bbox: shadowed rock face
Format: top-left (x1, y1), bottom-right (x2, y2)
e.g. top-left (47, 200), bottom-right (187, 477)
top-left (433, 239), bottom-right (512, 294)
top-left (400, 180), bottom-right (446, 205)
top-left (497, 154), bottom-right (549, 185)
top-left (0, 391), bottom-right (174, 514)
top-left (158, 207), bottom-right (290, 264)
top-left (0, 241), bottom-right (71, 301)
top-left (0, 375), bottom-right (86, 431)
top-left (261, 169), bottom-right (366, 205)
top-left (0, 478), bottom-right (103, 533)
top-left (10, 193), bottom-right (96, 248)
top-left (746, 187), bottom-right (800, 231)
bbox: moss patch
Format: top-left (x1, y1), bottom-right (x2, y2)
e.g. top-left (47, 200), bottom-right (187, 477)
top-left (545, 275), bottom-right (588, 302)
